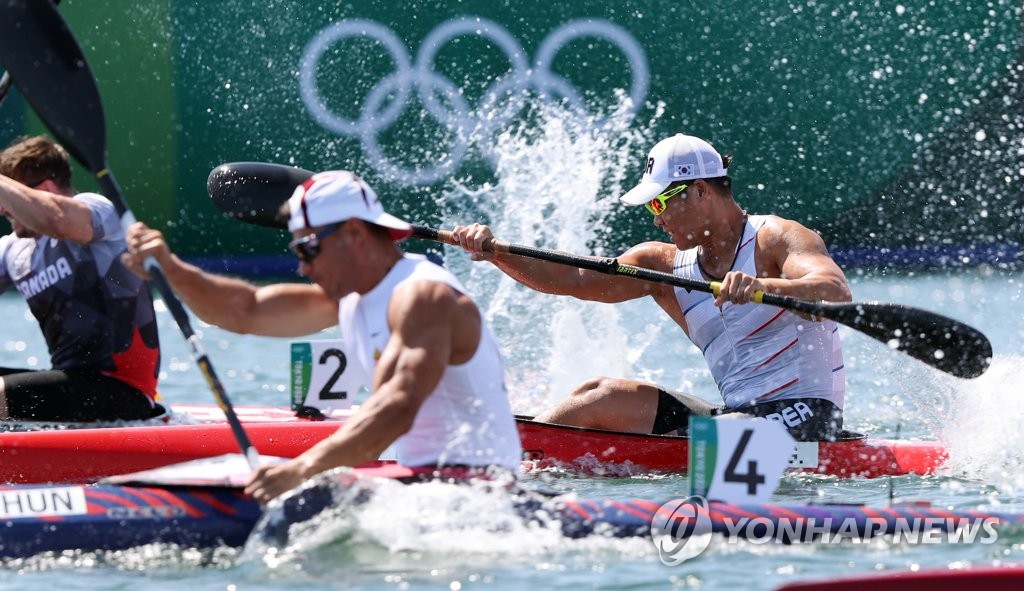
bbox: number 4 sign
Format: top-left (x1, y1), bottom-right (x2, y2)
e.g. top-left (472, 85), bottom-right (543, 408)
top-left (688, 416), bottom-right (795, 504)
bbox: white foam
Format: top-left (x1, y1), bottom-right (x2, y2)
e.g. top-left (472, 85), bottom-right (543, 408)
top-left (437, 96), bottom-right (670, 413)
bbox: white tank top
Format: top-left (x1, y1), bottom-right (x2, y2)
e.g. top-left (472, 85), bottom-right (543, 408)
top-left (672, 215), bottom-right (845, 410)
top-left (338, 254), bottom-right (522, 469)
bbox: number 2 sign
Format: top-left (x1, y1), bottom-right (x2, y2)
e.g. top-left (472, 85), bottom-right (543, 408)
top-left (290, 340), bottom-right (370, 412)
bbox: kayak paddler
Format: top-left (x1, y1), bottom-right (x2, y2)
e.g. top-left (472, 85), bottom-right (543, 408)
top-left (122, 170), bottom-right (521, 503)
top-left (0, 135), bottom-right (162, 422)
top-left (451, 133), bottom-right (852, 442)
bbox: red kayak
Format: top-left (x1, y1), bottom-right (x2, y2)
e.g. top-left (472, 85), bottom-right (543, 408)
top-left (517, 416), bottom-right (947, 479)
top-left (0, 406), bottom-right (947, 483)
top-left (777, 565), bottom-right (1024, 591)
top-left (0, 404), bottom-right (348, 484)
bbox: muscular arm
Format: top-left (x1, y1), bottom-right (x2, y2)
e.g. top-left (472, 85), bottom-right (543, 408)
top-left (764, 218), bottom-right (851, 302)
top-left (722, 216), bottom-right (851, 304)
top-left (245, 280), bottom-right (460, 502)
top-left (0, 175), bottom-right (94, 242)
top-left (124, 222), bottom-right (337, 336)
top-left (160, 261), bottom-right (338, 336)
top-left (452, 223), bottom-right (674, 303)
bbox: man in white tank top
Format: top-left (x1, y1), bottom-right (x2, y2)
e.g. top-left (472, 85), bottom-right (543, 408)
top-left (452, 134), bottom-right (852, 441)
top-left (123, 171), bottom-right (521, 504)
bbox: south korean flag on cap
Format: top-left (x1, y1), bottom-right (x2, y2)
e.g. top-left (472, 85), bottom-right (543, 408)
top-left (674, 164), bottom-right (694, 178)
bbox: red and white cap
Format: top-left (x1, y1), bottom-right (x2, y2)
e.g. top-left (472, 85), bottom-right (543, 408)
top-left (619, 134), bottom-right (728, 205)
top-left (286, 170), bottom-right (413, 240)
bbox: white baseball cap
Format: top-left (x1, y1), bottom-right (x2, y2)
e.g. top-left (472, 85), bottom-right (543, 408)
top-left (619, 134), bottom-right (728, 205)
top-left (287, 170), bottom-right (413, 240)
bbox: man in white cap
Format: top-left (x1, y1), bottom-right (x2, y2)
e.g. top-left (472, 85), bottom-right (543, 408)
top-left (123, 170), bottom-right (521, 502)
top-left (452, 134), bottom-right (852, 441)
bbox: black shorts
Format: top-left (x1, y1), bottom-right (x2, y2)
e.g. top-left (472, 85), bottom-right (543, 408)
top-left (653, 389), bottom-right (843, 441)
top-left (0, 367), bottom-right (162, 422)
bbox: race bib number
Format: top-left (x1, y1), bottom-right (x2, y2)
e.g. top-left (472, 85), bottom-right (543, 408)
top-left (290, 340), bottom-right (367, 412)
top-left (688, 416), bottom-right (795, 504)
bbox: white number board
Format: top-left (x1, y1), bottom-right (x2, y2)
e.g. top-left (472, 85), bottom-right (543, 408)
top-left (688, 416), bottom-right (795, 504)
top-left (290, 340), bottom-right (368, 412)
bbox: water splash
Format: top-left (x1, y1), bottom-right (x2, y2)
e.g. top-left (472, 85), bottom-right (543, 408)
top-left (925, 355), bottom-right (1024, 493)
top-left (436, 95), bottom-right (666, 412)
top-left (243, 474), bottom-right (654, 581)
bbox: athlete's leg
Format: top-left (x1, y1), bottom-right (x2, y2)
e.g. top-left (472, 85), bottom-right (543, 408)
top-left (0, 367), bottom-right (29, 420)
top-left (654, 389), bottom-right (725, 435)
top-left (534, 377), bottom-right (665, 433)
top-left (3, 369), bottom-right (156, 422)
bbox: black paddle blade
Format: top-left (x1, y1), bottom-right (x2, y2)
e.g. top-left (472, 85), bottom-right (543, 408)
top-left (207, 162), bottom-right (314, 229)
top-left (817, 301), bottom-right (992, 378)
top-left (0, 0), bottom-right (106, 173)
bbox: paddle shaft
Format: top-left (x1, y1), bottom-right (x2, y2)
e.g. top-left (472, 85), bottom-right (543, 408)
top-left (413, 226), bottom-right (992, 379)
top-left (0, 1), bottom-right (259, 468)
top-left (203, 161), bottom-right (992, 379)
top-left (421, 224), bottom-right (864, 308)
top-left (416, 226), bottom-right (739, 297)
top-left (98, 173), bottom-right (260, 469)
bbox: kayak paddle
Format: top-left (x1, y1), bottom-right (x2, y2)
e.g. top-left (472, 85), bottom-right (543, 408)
top-left (0, 0), bottom-right (61, 109)
top-left (0, 70), bottom-right (10, 109)
top-left (206, 161), bottom-right (993, 380)
top-left (0, 0), bottom-right (261, 469)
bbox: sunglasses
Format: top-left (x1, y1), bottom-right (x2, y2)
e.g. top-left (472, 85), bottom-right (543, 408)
top-left (289, 223), bottom-right (343, 263)
top-left (645, 183), bottom-right (689, 216)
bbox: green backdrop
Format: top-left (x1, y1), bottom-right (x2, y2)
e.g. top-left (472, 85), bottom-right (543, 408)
top-left (2, 0), bottom-right (1021, 270)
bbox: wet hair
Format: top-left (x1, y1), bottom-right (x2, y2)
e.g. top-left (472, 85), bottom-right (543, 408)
top-left (701, 154), bottom-right (733, 192)
top-left (0, 135), bottom-right (73, 190)
top-left (698, 175), bottom-right (732, 192)
top-left (662, 153), bottom-right (734, 196)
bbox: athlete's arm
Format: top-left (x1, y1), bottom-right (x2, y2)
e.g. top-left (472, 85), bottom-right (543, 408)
top-left (720, 216), bottom-right (850, 304)
top-left (123, 222), bottom-right (338, 336)
top-left (245, 280), bottom-right (459, 503)
top-left (0, 176), bottom-right (94, 242)
top-left (451, 223), bottom-right (673, 303)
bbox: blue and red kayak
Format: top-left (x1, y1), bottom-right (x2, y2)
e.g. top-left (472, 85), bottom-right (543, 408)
top-left (0, 455), bottom-right (1018, 560)
top-left (0, 406), bottom-right (948, 484)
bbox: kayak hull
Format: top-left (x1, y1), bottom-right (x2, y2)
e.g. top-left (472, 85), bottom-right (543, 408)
top-left (0, 421), bottom-right (342, 484)
top-left (0, 465), bottom-right (1017, 560)
top-left (516, 416), bottom-right (948, 478)
top-left (0, 483), bottom-right (259, 558)
top-left (0, 405), bottom-right (948, 483)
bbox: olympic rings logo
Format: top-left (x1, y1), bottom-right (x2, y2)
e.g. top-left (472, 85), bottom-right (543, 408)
top-left (298, 17), bottom-right (649, 186)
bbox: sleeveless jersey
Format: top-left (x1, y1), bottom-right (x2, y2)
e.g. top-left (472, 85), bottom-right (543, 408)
top-left (0, 193), bottom-right (160, 397)
top-left (672, 215), bottom-right (844, 410)
top-left (337, 254), bottom-right (522, 469)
